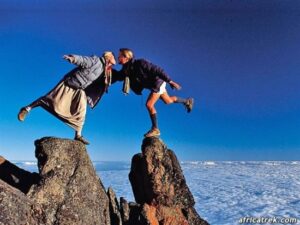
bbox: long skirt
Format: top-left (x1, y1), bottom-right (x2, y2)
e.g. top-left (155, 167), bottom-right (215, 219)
top-left (39, 81), bottom-right (87, 132)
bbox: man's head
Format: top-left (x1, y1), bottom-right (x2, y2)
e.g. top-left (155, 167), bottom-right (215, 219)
top-left (118, 48), bottom-right (134, 65)
top-left (103, 51), bottom-right (116, 65)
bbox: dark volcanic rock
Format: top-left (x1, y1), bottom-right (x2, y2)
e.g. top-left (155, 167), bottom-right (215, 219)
top-left (0, 137), bottom-right (111, 225)
top-left (120, 199), bottom-right (148, 225)
top-left (0, 179), bottom-right (44, 225)
top-left (107, 187), bottom-right (122, 225)
top-left (27, 137), bottom-right (111, 225)
top-left (120, 197), bottom-right (130, 223)
top-left (0, 136), bottom-right (209, 225)
top-left (129, 137), bottom-right (209, 225)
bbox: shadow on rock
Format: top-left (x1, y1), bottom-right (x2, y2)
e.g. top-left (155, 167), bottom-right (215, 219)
top-left (0, 156), bottom-right (40, 194)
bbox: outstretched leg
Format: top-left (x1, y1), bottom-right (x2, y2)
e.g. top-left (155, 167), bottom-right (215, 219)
top-left (18, 97), bottom-right (44, 121)
top-left (160, 91), bottom-right (194, 113)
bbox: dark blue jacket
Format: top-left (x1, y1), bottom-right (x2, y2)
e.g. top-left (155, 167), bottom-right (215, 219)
top-left (120, 59), bottom-right (172, 95)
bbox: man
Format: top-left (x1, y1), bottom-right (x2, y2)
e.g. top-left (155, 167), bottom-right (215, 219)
top-left (118, 48), bottom-right (194, 137)
top-left (18, 51), bottom-right (119, 145)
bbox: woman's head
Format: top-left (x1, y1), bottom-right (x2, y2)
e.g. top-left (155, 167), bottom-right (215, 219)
top-left (118, 48), bottom-right (134, 65)
top-left (103, 51), bottom-right (116, 65)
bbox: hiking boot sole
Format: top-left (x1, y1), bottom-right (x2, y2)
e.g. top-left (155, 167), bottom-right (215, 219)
top-left (144, 129), bottom-right (161, 137)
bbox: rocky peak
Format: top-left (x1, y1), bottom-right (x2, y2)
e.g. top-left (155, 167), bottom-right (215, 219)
top-left (0, 137), bottom-right (110, 225)
top-left (0, 136), bottom-right (209, 225)
top-left (128, 137), bottom-right (209, 225)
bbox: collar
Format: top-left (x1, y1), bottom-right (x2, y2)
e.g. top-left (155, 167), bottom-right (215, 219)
top-left (123, 58), bottom-right (134, 69)
top-left (100, 57), bottom-right (106, 65)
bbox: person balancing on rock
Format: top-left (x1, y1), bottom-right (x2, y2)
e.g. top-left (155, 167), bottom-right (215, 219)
top-left (18, 51), bottom-right (119, 145)
top-left (118, 48), bottom-right (194, 137)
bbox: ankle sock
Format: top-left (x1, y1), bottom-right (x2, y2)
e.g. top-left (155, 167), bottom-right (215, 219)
top-left (175, 97), bottom-right (187, 104)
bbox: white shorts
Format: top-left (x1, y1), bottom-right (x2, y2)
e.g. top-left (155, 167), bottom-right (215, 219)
top-left (157, 82), bottom-right (167, 94)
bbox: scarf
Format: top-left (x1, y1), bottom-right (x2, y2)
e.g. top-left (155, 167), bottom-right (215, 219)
top-left (104, 65), bottom-right (112, 93)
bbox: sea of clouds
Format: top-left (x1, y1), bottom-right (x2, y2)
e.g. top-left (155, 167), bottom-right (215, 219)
top-left (16, 161), bottom-right (300, 225)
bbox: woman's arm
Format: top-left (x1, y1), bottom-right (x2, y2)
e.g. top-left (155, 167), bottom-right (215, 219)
top-left (63, 54), bottom-right (95, 68)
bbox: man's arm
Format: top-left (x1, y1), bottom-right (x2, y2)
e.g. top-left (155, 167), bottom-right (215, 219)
top-left (169, 80), bottom-right (181, 90)
top-left (140, 59), bottom-right (181, 90)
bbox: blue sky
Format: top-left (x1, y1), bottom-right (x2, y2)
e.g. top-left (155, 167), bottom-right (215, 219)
top-left (0, 0), bottom-right (299, 161)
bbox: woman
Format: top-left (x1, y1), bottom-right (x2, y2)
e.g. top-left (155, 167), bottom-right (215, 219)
top-left (18, 51), bottom-right (118, 144)
top-left (118, 48), bottom-right (194, 137)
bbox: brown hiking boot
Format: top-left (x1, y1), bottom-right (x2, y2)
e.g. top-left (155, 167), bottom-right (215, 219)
top-left (75, 135), bottom-right (90, 145)
top-left (18, 107), bottom-right (29, 121)
top-left (184, 98), bottom-right (194, 113)
top-left (144, 128), bottom-right (161, 138)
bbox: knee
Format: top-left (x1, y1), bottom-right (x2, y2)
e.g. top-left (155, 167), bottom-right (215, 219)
top-left (146, 102), bottom-right (154, 110)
